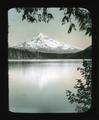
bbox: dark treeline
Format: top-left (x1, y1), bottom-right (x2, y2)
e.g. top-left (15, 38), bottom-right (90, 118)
top-left (8, 46), bottom-right (91, 59)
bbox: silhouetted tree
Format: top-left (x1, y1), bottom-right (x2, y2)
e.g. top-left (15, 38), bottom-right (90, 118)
top-left (66, 60), bottom-right (92, 112)
top-left (16, 8), bottom-right (92, 36)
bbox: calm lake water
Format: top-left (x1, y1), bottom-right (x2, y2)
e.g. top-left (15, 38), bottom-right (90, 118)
top-left (8, 59), bottom-right (88, 113)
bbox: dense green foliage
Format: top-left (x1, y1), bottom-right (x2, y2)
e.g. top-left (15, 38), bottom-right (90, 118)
top-left (66, 60), bottom-right (92, 112)
top-left (16, 8), bottom-right (92, 36)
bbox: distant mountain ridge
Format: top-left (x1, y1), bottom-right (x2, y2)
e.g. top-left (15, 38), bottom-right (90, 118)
top-left (8, 33), bottom-right (91, 59)
top-left (71, 46), bottom-right (92, 59)
top-left (12, 33), bottom-right (81, 54)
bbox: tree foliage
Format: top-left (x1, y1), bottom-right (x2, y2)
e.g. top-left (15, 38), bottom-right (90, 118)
top-left (66, 60), bottom-right (92, 112)
top-left (60, 8), bottom-right (92, 36)
top-left (16, 7), bottom-right (92, 36)
top-left (16, 8), bottom-right (54, 23)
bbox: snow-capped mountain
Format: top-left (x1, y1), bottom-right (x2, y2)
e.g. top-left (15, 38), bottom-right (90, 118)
top-left (13, 33), bottom-right (81, 53)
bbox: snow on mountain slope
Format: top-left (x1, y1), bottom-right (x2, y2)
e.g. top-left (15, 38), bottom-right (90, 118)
top-left (13, 33), bottom-right (81, 53)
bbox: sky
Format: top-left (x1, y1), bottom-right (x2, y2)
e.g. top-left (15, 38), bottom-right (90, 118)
top-left (8, 8), bottom-right (92, 49)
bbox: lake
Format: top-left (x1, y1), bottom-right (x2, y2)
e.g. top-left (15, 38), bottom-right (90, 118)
top-left (8, 59), bottom-right (90, 113)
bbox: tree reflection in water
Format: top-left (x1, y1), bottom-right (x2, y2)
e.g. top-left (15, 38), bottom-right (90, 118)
top-left (66, 60), bottom-right (92, 112)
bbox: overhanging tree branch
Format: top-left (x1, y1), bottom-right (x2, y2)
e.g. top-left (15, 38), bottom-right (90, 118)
top-left (16, 7), bottom-right (92, 36)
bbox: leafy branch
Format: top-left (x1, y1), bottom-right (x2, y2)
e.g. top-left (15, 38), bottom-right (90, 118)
top-left (66, 60), bottom-right (92, 112)
top-left (16, 7), bottom-right (92, 36)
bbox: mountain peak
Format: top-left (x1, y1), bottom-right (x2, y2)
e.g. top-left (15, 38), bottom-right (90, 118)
top-left (13, 33), bottom-right (81, 54)
top-left (37, 33), bottom-right (49, 39)
top-left (38, 32), bottom-right (44, 36)
top-left (38, 33), bottom-right (45, 38)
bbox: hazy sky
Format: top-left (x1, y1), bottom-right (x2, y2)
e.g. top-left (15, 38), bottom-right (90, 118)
top-left (8, 8), bottom-right (92, 49)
